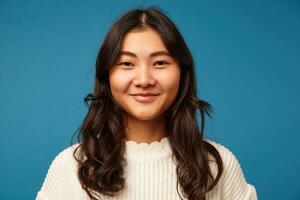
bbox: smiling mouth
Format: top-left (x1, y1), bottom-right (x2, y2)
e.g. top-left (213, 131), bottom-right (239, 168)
top-left (130, 94), bottom-right (160, 103)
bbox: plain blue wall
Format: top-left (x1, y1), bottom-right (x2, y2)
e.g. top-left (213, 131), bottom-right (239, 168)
top-left (1, 0), bottom-right (299, 199)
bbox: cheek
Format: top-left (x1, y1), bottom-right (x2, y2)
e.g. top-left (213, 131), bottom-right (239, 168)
top-left (109, 70), bottom-right (131, 95)
top-left (158, 69), bottom-right (181, 95)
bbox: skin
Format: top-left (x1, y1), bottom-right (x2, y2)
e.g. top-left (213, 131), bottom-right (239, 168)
top-left (108, 27), bottom-right (181, 144)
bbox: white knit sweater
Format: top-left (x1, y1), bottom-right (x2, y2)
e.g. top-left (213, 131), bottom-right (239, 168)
top-left (35, 137), bottom-right (257, 200)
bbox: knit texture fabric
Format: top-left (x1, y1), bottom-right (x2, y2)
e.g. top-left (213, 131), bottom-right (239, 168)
top-left (35, 137), bottom-right (257, 200)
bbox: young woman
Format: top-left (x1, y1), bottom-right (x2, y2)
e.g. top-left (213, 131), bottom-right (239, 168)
top-left (36, 7), bottom-right (257, 200)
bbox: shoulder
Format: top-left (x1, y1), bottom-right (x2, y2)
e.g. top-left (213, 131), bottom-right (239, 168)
top-left (44, 142), bottom-right (82, 180)
top-left (205, 139), bottom-right (238, 165)
top-left (204, 139), bottom-right (239, 181)
top-left (35, 143), bottom-right (83, 200)
top-left (204, 139), bottom-right (258, 200)
top-left (53, 143), bottom-right (81, 162)
top-left (47, 143), bottom-right (81, 170)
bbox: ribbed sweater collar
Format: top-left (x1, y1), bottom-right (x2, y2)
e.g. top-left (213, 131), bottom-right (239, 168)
top-left (124, 137), bottom-right (172, 162)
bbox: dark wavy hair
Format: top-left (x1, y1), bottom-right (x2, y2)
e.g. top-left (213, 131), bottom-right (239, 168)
top-left (71, 6), bottom-right (223, 200)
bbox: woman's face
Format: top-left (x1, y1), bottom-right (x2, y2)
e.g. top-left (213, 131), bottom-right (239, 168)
top-left (109, 27), bottom-right (181, 121)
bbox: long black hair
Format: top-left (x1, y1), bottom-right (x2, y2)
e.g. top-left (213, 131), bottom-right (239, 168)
top-left (71, 7), bottom-right (223, 200)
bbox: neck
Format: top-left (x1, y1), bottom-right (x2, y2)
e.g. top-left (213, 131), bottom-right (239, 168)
top-left (125, 115), bottom-right (167, 144)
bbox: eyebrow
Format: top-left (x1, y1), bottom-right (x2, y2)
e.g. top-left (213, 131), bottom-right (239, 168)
top-left (119, 51), bottom-right (172, 58)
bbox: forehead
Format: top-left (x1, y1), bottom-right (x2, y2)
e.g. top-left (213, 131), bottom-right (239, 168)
top-left (120, 27), bottom-right (168, 53)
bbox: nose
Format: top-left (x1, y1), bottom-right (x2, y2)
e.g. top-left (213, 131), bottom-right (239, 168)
top-left (133, 65), bottom-right (156, 87)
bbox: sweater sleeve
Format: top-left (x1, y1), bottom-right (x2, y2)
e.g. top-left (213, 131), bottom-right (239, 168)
top-left (208, 141), bottom-right (258, 200)
top-left (35, 144), bottom-right (81, 200)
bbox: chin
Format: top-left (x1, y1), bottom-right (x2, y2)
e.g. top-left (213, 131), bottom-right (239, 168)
top-left (130, 112), bottom-right (161, 121)
top-left (133, 115), bottom-right (158, 121)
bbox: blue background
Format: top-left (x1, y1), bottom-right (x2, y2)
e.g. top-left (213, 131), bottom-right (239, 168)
top-left (1, 0), bottom-right (299, 199)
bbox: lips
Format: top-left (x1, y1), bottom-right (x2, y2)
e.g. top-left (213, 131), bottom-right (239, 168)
top-left (130, 93), bottom-right (160, 103)
top-left (131, 93), bottom-right (160, 96)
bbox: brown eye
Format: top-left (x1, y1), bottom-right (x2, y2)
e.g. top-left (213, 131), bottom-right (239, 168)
top-left (118, 62), bottom-right (134, 67)
top-left (154, 60), bottom-right (169, 68)
top-left (154, 60), bottom-right (169, 66)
